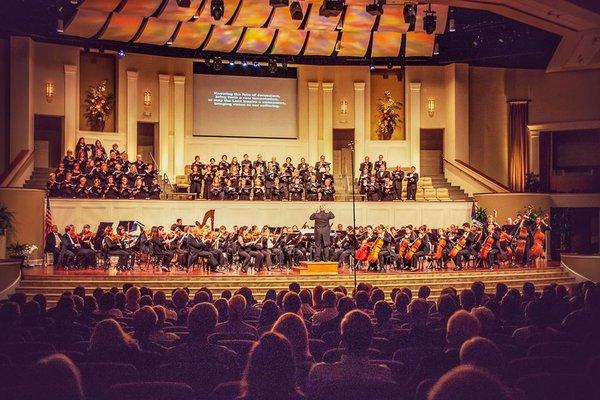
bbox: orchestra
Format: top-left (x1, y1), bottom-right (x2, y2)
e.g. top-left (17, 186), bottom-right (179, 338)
top-left (45, 206), bottom-right (551, 274)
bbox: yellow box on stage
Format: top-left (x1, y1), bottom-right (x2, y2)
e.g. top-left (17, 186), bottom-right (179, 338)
top-left (293, 262), bottom-right (339, 275)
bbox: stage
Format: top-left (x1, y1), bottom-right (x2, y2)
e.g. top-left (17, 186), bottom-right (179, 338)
top-left (48, 198), bottom-right (472, 231)
top-left (18, 263), bottom-right (574, 306)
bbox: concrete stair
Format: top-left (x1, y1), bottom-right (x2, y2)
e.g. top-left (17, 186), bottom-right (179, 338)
top-left (17, 266), bottom-right (575, 306)
top-left (23, 167), bottom-right (54, 190)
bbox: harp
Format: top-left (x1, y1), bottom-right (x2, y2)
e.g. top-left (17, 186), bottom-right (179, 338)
top-left (195, 209), bottom-right (215, 231)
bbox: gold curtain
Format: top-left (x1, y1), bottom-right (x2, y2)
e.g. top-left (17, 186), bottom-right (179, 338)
top-left (508, 101), bottom-right (529, 192)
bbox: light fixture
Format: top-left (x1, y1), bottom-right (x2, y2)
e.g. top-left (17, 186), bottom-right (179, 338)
top-left (427, 98), bottom-right (435, 117)
top-left (166, 37), bottom-right (173, 46)
top-left (290, 1), bottom-right (303, 20)
top-left (143, 91), bottom-right (152, 107)
top-left (319, 0), bottom-right (344, 18)
top-left (70, 0), bottom-right (79, 5)
top-left (211, 0), bottom-right (224, 21)
top-left (448, 9), bottom-right (456, 32)
top-left (177, 0), bottom-right (191, 7)
top-left (387, 62), bottom-right (393, 70)
top-left (213, 56), bottom-right (223, 71)
top-left (242, 58), bottom-right (248, 67)
top-left (45, 82), bottom-right (55, 103)
top-left (117, 49), bottom-right (126, 58)
top-left (56, 19), bottom-right (64, 33)
top-left (433, 41), bottom-right (439, 55)
top-left (366, 0), bottom-right (385, 16)
top-left (229, 58), bottom-right (235, 66)
top-left (270, 0), bottom-right (289, 7)
top-left (403, 3), bottom-right (416, 24)
top-left (191, 14), bottom-right (199, 20)
top-left (268, 59), bottom-right (278, 74)
top-left (423, 5), bottom-right (437, 35)
top-left (369, 62), bottom-right (375, 70)
top-left (339, 99), bottom-right (348, 115)
top-left (253, 60), bottom-right (260, 67)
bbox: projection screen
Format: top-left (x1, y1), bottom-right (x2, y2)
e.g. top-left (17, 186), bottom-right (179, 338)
top-left (193, 73), bottom-right (298, 139)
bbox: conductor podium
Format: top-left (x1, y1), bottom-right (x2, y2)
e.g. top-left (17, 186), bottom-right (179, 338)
top-left (293, 261), bottom-right (339, 275)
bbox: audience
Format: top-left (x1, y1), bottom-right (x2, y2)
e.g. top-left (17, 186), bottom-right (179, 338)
top-left (0, 279), bottom-right (598, 400)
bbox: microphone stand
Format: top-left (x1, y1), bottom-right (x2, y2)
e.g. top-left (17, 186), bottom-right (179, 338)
top-left (348, 141), bottom-right (357, 291)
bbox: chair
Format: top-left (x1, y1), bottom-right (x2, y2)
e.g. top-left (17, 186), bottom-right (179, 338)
top-left (0, 363), bottom-right (29, 390)
top-left (0, 342), bottom-right (56, 364)
top-left (322, 348), bottom-right (382, 363)
top-left (154, 362), bottom-right (238, 398)
top-left (527, 341), bottom-right (581, 359)
top-left (393, 347), bottom-right (445, 368)
top-left (210, 380), bottom-right (243, 400)
top-left (68, 341), bottom-right (91, 353)
top-left (506, 357), bottom-right (574, 384)
top-left (370, 360), bottom-right (408, 385)
top-left (515, 373), bottom-right (595, 400)
top-left (423, 188), bottom-right (438, 201)
top-left (419, 176), bottom-right (433, 187)
top-left (174, 175), bottom-right (190, 193)
top-left (77, 362), bottom-right (140, 400)
top-left (308, 339), bottom-right (328, 362)
top-left (370, 337), bottom-right (392, 358)
top-left (320, 330), bottom-right (341, 348)
top-left (218, 340), bottom-right (256, 365)
top-left (105, 382), bottom-right (193, 400)
top-left (436, 188), bottom-right (452, 201)
top-left (414, 378), bottom-right (436, 400)
top-left (208, 332), bottom-right (258, 343)
top-left (415, 187), bottom-right (425, 201)
top-left (308, 380), bottom-right (402, 400)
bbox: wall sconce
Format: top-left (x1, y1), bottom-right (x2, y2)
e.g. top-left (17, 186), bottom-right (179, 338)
top-left (143, 91), bottom-right (152, 107)
top-left (339, 99), bottom-right (348, 115)
top-left (45, 82), bottom-right (55, 103)
top-left (427, 98), bottom-right (435, 117)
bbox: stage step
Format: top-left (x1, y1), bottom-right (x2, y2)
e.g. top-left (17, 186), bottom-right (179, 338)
top-left (17, 266), bottom-right (575, 306)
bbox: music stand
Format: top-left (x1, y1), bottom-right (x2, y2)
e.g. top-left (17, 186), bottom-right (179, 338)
top-left (117, 221), bottom-right (136, 232)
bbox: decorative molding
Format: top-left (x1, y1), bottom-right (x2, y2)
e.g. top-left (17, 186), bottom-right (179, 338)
top-left (64, 64), bottom-right (77, 75)
top-left (354, 81), bottom-right (366, 91)
top-left (307, 81), bottom-right (320, 90)
top-left (409, 82), bottom-right (422, 92)
top-left (173, 75), bottom-right (186, 84)
top-left (126, 70), bottom-right (138, 80)
top-left (321, 82), bottom-right (334, 91)
top-left (527, 119), bottom-right (600, 133)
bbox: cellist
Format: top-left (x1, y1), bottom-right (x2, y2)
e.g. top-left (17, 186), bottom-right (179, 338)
top-left (480, 224), bottom-right (502, 270)
top-left (376, 225), bottom-right (395, 272)
top-left (408, 225), bottom-right (430, 271)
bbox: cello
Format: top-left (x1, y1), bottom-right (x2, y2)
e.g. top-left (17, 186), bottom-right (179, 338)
top-left (404, 235), bottom-right (423, 262)
top-left (367, 234), bottom-right (385, 264)
top-left (448, 231), bottom-right (468, 259)
top-left (478, 230), bottom-right (495, 260)
top-left (396, 237), bottom-right (411, 260)
top-left (432, 236), bottom-right (447, 261)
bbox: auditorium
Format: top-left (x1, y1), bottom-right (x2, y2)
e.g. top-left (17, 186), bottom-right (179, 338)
top-left (0, 0), bottom-right (599, 399)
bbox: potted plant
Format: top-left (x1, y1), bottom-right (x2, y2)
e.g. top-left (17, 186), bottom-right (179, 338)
top-left (7, 242), bottom-right (37, 268)
top-left (0, 204), bottom-right (14, 259)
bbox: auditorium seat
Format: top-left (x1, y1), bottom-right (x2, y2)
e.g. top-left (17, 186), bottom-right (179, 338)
top-left (0, 342), bottom-right (56, 364)
top-left (527, 341), bottom-right (581, 359)
top-left (424, 188), bottom-right (438, 201)
top-left (78, 362), bottom-right (140, 400)
top-left (369, 360), bottom-right (408, 385)
top-left (210, 380), bottom-right (243, 400)
top-left (105, 381), bottom-right (194, 400)
top-left (208, 332), bottom-right (258, 343)
top-left (308, 339), bottom-right (328, 362)
top-left (322, 348), bottom-right (382, 363)
top-left (154, 362), bottom-right (238, 398)
top-left (415, 188), bottom-right (425, 201)
top-left (308, 380), bottom-right (402, 400)
top-left (515, 373), bottom-right (596, 400)
top-left (418, 177), bottom-right (433, 188)
top-left (173, 175), bottom-right (190, 193)
top-left (506, 357), bottom-right (575, 384)
top-left (218, 339), bottom-right (256, 365)
top-left (414, 378), bottom-right (436, 400)
top-left (435, 188), bottom-right (452, 201)
top-left (392, 347), bottom-right (445, 368)
top-left (320, 331), bottom-right (341, 348)
top-left (369, 337), bottom-right (392, 358)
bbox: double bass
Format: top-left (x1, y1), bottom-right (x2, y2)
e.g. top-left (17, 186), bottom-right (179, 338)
top-left (514, 207), bottom-right (532, 260)
top-left (529, 214), bottom-right (549, 260)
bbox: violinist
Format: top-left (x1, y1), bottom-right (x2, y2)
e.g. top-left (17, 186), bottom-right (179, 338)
top-left (334, 226), bottom-right (357, 268)
top-left (103, 226), bottom-right (131, 271)
top-left (480, 224), bottom-right (502, 270)
top-left (187, 227), bottom-right (219, 272)
top-left (236, 226), bottom-right (264, 273)
top-left (150, 226), bottom-right (175, 272)
top-left (453, 223), bottom-right (480, 271)
top-left (79, 224), bottom-right (95, 251)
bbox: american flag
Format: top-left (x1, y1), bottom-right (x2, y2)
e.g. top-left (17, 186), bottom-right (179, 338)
top-left (44, 196), bottom-right (53, 240)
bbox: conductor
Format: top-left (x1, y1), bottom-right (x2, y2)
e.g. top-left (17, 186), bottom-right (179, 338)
top-left (310, 205), bottom-right (335, 261)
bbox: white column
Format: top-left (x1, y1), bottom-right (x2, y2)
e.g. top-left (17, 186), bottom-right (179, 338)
top-left (63, 64), bottom-right (78, 154)
top-left (158, 74), bottom-right (171, 179)
top-left (353, 82), bottom-right (366, 169)
top-left (529, 130), bottom-right (540, 175)
top-left (307, 81), bottom-right (319, 164)
top-left (126, 70), bottom-right (138, 157)
top-left (173, 75), bottom-right (186, 176)
top-left (409, 82), bottom-right (422, 171)
top-left (321, 82), bottom-right (334, 166)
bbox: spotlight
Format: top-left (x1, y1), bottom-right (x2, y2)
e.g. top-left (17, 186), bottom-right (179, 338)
top-left (56, 19), bottom-right (64, 33)
top-left (270, 0), bottom-right (289, 7)
top-left (290, 1), bottom-right (303, 20)
top-left (211, 0), bottom-right (224, 21)
top-left (213, 56), bottom-right (223, 71)
top-left (423, 7), bottom-right (437, 35)
top-left (229, 58), bottom-right (235, 66)
top-left (319, 0), bottom-right (344, 18)
top-left (268, 59), bottom-right (278, 74)
top-left (177, 0), bottom-right (191, 7)
top-left (433, 42), bottom-right (439, 55)
top-left (191, 14), bottom-right (199, 20)
top-left (166, 37), bottom-right (173, 46)
top-left (253, 60), bottom-right (260, 67)
top-left (387, 62), bottom-right (393, 70)
top-left (448, 9), bottom-right (455, 32)
top-left (117, 49), bottom-right (126, 58)
top-left (403, 3), bottom-right (416, 24)
top-left (242, 58), bottom-right (248, 67)
top-left (70, 0), bottom-right (79, 4)
top-left (369, 62), bottom-right (375, 70)
top-left (282, 59), bottom-right (288, 70)
top-left (366, 0), bottom-right (385, 17)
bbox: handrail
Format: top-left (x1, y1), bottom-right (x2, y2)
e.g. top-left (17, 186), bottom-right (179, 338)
top-left (443, 158), bottom-right (510, 193)
top-left (0, 149), bottom-right (34, 188)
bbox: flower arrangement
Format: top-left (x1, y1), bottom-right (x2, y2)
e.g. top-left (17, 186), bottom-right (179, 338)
top-left (7, 242), bottom-right (37, 268)
top-left (83, 79), bottom-right (114, 131)
top-left (375, 91), bottom-right (403, 140)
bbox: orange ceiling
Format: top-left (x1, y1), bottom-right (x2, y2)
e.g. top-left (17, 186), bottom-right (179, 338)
top-left (63, 0), bottom-right (448, 57)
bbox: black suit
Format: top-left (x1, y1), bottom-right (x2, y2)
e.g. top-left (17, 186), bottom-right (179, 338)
top-left (44, 232), bottom-right (62, 265)
top-left (406, 172), bottom-right (419, 200)
top-left (310, 210), bottom-right (335, 261)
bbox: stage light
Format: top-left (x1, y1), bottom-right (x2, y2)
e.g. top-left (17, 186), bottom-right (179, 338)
top-left (268, 59), bottom-right (278, 74)
top-left (213, 56), bottom-right (223, 71)
top-left (424, 6), bottom-right (437, 35)
top-left (366, 0), bottom-right (385, 17)
top-left (56, 19), bottom-right (64, 33)
top-left (282, 59), bottom-right (288, 70)
top-left (177, 0), bottom-right (191, 7)
top-left (319, 0), bottom-right (344, 18)
top-left (369, 62), bottom-right (375, 70)
top-left (191, 14), bottom-right (199, 20)
top-left (242, 58), bottom-right (248, 67)
top-left (70, 0), bottom-right (79, 4)
top-left (117, 49), bottom-right (126, 58)
top-left (270, 0), bottom-right (289, 7)
top-left (433, 41), bottom-right (439, 55)
top-left (229, 58), bottom-right (235, 66)
top-left (448, 9), bottom-right (455, 32)
top-left (253, 60), bottom-right (260, 67)
top-left (403, 3), bottom-right (416, 24)
top-left (211, 0), bottom-right (224, 21)
top-left (387, 62), bottom-right (393, 70)
top-left (166, 37), bottom-right (173, 46)
top-left (290, 1), bottom-right (303, 20)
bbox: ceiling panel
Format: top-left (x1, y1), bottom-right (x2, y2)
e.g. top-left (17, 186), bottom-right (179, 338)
top-left (342, 5), bottom-right (377, 32)
top-left (405, 31), bottom-right (435, 57)
top-left (237, 28), bottom-right (276, 54)
top-left (232, 0), bottom-right (273, 28)
top-left (270, 29), bottom-right (308, 55)
top-left (79, 0), bottom-right (122, 13)
top-left (64, 9), bottom-right (109, 38)
top-left (371, 31), bottom-right (403, 57)
top-left (203, 25), bottom-right (245, 52)
top-left (171, 22), bottom-right (211, 48)
top-left (159, 0), bottom-right (204, 21)
top-left (303, 30), bottom-right (338, 56)
top-left (337, 31), bottom-right (371, 57)
top-left (99, 13), bottom-right (144, 42)
top-left (197, 0), bottom-right (241, 25)
top-left (135, 18), bottom-right (179, 45)
top-left (269, 3), bottom-right (309, 30)
top-left (119, 0), bottom-right (164, 17)
top-left (305, 2), bottom-right (341, 30)
top-left (378, 5), bottom-right (410, 32)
